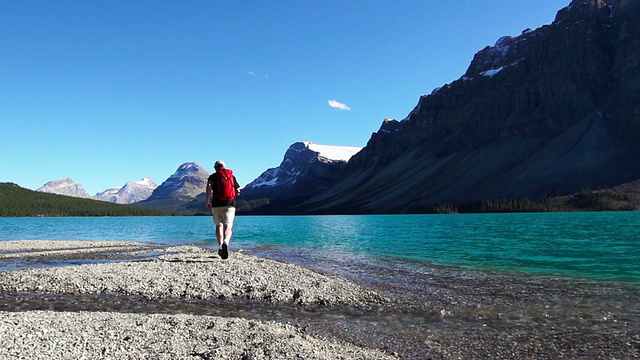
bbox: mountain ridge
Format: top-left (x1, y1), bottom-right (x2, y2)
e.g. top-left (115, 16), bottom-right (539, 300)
top-left (2, 182), bottom-right (179, 217)
top-left (239, 142), bottom-right (361, 214)
top-left (94, 178), bottom-right (158, 204)
top-left (300, 0), bottom-right (640, 214)
top-left (38, 177), bottom-right (158, 204)
top-left (27, 1), bottom-right (640, 215)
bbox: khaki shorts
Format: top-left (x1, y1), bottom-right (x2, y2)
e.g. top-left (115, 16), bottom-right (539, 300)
top-left (212, 206), bottom-right (236, 226)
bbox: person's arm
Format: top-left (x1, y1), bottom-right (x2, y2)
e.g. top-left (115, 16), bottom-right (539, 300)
top-left (234, 176), bottom-right (241, 196)
top-left (206, 179), bottom-right (213, 208)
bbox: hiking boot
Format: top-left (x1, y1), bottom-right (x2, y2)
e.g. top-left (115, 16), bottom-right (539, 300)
top-left (220, 243), bottom-right (229, 259)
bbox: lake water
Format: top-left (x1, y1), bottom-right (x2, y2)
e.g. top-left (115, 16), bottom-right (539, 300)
top-left (1, 212), bottom-right (639, 285)
top-left (3, 212), bottom-right (639, 358)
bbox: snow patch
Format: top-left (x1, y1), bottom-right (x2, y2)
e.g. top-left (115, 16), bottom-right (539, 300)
top-left (304, 141), bottom-right (361, 162)
top-left (245, 141), bottom-right (361, 191)
top-left (134, 177), bottom-right (156, 186)
top-left (480, 66), bottom-right (505, 77)
top-left (251, 176), bottom-right (280, 188)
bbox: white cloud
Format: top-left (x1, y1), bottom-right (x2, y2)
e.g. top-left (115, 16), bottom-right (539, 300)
top-left (244, 71), bottom-right (269, 80)
top-left (328, 99), bottom-right (351, 111)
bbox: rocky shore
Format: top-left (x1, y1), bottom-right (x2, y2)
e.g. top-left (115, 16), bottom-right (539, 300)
top-left (0, 310), bottom-right (394, 359)
top-left (0, 242), bottom-right (383, 306)
top-left (0, 240), bottom-right (393, 359)
top-left (1, 240), bottom-right (639, 359)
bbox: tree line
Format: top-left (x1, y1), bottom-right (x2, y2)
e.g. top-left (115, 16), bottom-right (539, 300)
top-left (411, 189), bottom-right (638, 214)
top-left (0, 183), bottom-right (180, 217)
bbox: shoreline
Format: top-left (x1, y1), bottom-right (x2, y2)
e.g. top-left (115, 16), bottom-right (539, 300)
top-left (1, 240), bottom-right (639, 359)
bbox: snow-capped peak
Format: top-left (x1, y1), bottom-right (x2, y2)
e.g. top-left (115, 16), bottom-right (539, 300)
top-left (244, 141), bottom-right (361, 192)
top-left (176, 162), bottom-right (202, 174)
top-left (94, 177), bottom-right (158, 204)
top-left (130, 177), bottom-right (156, 187)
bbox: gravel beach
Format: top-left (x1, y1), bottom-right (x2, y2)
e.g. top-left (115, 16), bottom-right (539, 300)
top-left (0, 310), bottom-right (394, 359)
top-left (1, 240), bottom-right (639, 359)
top-left (0, 241), bottom-right (394, 359)
top-left (0, 242), bottom-right (383, 306)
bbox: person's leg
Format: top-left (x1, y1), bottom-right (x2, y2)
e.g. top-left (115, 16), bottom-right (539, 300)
top-left (213, 208), bottom-right (224, 248)
top-left (216, 224), bottom-right (224, 247)
top-left (222, 206), bottom-right (236, 244)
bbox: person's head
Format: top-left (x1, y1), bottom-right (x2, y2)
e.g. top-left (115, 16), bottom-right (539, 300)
top-left (214, 160), bottom-right (226, 171)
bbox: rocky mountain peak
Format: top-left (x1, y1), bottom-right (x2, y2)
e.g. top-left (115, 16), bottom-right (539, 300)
top-left (94, 178), bottom-right (158, 204)
top-left (145, 162), bottom-right (210, 201)
top-left (129, 177), bottom-right (156, 187)
top-left (173, 162), bottom-right (205, 176)
top-left (240, 142), bottom-right (361, 213)
top-left (37, 178), bottom-right (92, 199)
top-left (557, 0), bottom-right (619, 23)
top-left (379, 118), bottom-right (403, 134)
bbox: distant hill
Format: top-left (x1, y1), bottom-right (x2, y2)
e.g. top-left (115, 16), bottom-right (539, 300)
top-left (0, 183), bottom-right (181, 217)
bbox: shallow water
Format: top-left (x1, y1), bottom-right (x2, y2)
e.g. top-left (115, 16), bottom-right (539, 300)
top-left (2, 258), bottom-right (638, 359)
top-left (2, 212), bottom-right (640, 359)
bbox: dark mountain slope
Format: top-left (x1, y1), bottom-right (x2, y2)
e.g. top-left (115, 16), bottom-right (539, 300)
top-left (238, 142), bottom-right (359, 214)
top-left (303, 0), bottom-right (640, 214)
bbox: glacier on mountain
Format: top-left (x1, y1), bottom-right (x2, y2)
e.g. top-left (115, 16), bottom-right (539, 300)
top-left (306, 141), bottom-right (361, 162)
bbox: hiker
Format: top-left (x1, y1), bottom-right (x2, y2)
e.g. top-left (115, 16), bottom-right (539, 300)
top-left (206, 160), bottom-right (241, 259)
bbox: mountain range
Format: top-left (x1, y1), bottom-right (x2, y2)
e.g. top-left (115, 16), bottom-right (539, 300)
top-left (38, 178), bottom-right (158, 204)
top-left (35, 142), bottom-right (359, 213)
top-left (37, 163), bottom-right (210, 209)
top-left (94, 178), bottom-right (158, 204)
top-left (33, 0), bottom-right (640, 215)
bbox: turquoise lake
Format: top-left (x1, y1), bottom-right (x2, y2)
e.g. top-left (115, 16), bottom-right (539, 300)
top-left (1, 212), bottom-right (639, 284)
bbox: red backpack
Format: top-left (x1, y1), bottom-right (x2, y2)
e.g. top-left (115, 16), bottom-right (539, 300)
top-left (214, 169), bottom-right (236, 201)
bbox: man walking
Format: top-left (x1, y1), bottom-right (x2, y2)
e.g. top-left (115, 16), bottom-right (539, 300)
top-left (206, 160), bottom-right (241, 259)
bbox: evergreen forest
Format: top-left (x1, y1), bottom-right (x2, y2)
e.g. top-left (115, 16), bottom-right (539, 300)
top-left (0, 183), bottom-right (181, 217)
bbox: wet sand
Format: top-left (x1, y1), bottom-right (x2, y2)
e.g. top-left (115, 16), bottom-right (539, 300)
top-left (0, 240), bottom-right (639, 359)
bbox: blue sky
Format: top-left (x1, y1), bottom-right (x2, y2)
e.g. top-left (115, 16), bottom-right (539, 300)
top-left (1, 0), bottom-right (569, 195)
